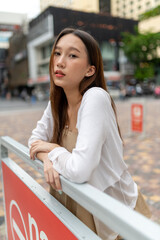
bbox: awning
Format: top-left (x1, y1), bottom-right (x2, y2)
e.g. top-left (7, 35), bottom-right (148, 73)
top-left (104, 71), bottom-right (121, 81)
top-left (28, 75), bottom-right (50, 86)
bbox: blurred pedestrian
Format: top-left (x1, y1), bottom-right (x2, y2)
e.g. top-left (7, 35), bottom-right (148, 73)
top-left (136, 84), bottom-right (143, 96)
top-left (28, 28), bottom-right (150, 240)
top-left (120, 85), bottom-right (126, 100)
top-left (20, 89), bottom-right (29, 101)
top-left (1, 76), bottom-right (9, 98)
top-left (31, 89), bottom-right (37, 104)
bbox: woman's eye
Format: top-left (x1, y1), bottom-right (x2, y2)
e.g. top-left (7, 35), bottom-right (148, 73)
top-left (69, 54), bottom-right (77, 58)
top-left (54, 51), bottom-right (60, 56)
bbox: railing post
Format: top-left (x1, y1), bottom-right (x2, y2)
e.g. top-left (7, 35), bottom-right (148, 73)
top-left (0, 138), bottom-right (8, 160)
top-left (0, 138), bottom-right (8, 171)
top-left (0, 138), bottom-right (9, 238)
top-left (1, 146), bottom-right (8, 159)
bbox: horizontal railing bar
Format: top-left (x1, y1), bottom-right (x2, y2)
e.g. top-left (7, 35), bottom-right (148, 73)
top-left (0, 136), bottom-right (44, 175)
top-left (1, 136), bottom-right (160, 240)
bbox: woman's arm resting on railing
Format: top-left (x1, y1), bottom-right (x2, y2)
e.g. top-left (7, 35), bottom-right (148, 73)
top-left (32, 151), bottom-right (62, 191)
top-left (30, 140), bottom-right (59, 160)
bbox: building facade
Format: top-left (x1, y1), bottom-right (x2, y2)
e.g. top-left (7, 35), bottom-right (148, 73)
top-left (27, 6), bottom-right (137, 89)
top-left (111, 0), bottom-right (160, 20)
top-left (139, 15), bottom-right (160, 33)
top-left (0, 12), bottom-right (27, 97)
top-left (0, 12), bottom-right (27, 49)
top-left (40, 0), bottom-right (112, 14)
top-left (7, 31), bottom-right (28, 90)
top-left (40, 0), bottom-right (99, 13)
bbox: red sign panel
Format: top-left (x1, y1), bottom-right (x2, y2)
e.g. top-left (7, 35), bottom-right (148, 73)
top-left (131, 104), bottom-right (143, 132)
top-left (2, 161), bottom-right (78, 240)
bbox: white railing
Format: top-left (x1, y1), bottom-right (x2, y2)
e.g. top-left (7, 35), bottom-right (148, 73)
top-left (1, 136), bottom-right (160, 240)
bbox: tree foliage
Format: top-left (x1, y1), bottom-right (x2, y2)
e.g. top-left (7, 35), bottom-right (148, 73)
top-left (139, 5), bottom-right (160, 21)
top-left (121, 29), bottom-right (160, 81)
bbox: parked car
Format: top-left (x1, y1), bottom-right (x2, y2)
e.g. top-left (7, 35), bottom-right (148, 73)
top-left (154, 86), bottom-right (160, 98)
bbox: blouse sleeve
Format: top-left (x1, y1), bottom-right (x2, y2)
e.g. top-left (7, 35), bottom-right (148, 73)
top-left (28, 101), bottom-right (53, 148)
top-left (48, 88), bottom-right (113, 183)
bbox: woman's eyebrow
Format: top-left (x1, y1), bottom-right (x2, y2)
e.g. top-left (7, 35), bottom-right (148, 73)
top-left (55, 45), bottom-right (80, 53)
top-left (69, 47), bottom-right (80, 53)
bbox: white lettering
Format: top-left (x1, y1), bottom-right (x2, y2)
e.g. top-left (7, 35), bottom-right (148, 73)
top-left (10, 200), bottom-right (28, 240)
top-left (28, 213), bottom-right (39, 240)
top-left (12, 218), bottom-right (25, 240)
top-left (40, 231), bottom-right (48, 240)
top-left (10, 201), bottom-right (48, 240)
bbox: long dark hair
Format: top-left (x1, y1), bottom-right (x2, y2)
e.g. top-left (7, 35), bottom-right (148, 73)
top-left (49, 28), bottom-right (122, 144)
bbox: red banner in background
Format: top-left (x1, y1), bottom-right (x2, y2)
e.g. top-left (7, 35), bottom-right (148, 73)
top-left (131, 104), bottom-right (143, 132)
top-left (2, 161), bottom-right (78, 240)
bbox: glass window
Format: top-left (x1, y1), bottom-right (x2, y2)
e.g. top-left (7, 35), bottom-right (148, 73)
top-left (41, 47), bottom-right (45, 59)
top-left (38, 63), bottom-right (49, 75)
top-left (100, 41), bottom-right (115, 71)
top-left (41, 44), bottom-right (53, 59)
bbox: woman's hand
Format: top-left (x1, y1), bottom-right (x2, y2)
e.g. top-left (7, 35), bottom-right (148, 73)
top-left (43, 156), bottom-right (62, 191)
top-left (30, 140), bottom-right (59, 160)
top-left (30, 141), bottom-right (61, 190)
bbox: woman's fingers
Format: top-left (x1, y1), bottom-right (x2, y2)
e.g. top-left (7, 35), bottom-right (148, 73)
top-left (30, 146), bottom-right (37, 160)
top-left (48, 169), bottom-right (54, 184)
top-left (44, 160), bottom-right (61, 190)
top-left (53, 170), bottom-right (61, 190)
top-left (30, 141), bottom-right (50, 160)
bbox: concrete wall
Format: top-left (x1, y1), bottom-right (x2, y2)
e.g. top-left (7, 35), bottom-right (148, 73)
top-left (138, 15), bottom-right (160, 33)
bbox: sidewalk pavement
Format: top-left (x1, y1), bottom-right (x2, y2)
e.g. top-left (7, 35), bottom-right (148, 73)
top-left (0, 97), bottom-right (160, 238)
top-left (0, 97), bottom-right (48, 113)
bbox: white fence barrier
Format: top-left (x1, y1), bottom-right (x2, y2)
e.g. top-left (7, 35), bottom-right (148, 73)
top-left (1, 136), bottom-right (160, 240)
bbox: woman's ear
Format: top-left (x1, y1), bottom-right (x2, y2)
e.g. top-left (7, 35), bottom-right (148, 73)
top-left (85, 66), bottom-right (96, 77)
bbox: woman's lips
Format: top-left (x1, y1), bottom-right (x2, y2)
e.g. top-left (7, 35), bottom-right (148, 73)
top-left (55, 70), bottom-right (65, 77)
top-left (55, 73), bottom-right (65, 77)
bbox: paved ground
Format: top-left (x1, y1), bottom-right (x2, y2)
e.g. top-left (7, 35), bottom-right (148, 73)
top-left (0, 96), bottom-right (160, 238)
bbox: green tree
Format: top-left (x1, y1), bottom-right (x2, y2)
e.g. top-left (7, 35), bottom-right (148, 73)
top-left (121, 29), bottom-right (160, 81)
top-left (139, 5), bottom-right (160, 21)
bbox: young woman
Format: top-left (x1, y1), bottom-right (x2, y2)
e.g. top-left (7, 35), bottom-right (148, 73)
top-left (29, 28), bottom-right (150, 240)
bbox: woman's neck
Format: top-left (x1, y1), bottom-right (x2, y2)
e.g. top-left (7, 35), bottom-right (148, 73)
top-left (64, 89), bottom-right (82, 131)
top-left (65, 89), bottom-right (82, 110)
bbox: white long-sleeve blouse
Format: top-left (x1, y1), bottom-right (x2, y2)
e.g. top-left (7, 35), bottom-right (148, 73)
top-left (28, 87), bottom-right (138, 239)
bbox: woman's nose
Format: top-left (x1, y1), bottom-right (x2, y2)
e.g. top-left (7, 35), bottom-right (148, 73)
top-left (57, 56), bottom-right (65, 68)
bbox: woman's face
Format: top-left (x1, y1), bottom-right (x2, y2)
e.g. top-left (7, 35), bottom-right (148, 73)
top-left (53, 33), bottom-right (95, 91)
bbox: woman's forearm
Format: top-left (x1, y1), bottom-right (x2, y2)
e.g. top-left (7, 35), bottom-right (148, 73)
top-left (30, 140), bottom-right (60, 160)
top-left (36, 152), bottom-right (49, 162)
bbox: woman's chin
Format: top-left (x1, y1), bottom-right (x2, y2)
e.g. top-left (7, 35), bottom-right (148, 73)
top-left (54, 80), bottom-right (65, 88)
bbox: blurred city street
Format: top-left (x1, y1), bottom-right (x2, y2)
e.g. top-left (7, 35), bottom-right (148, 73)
top-left (0, 96), bottom-right (160, 239)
